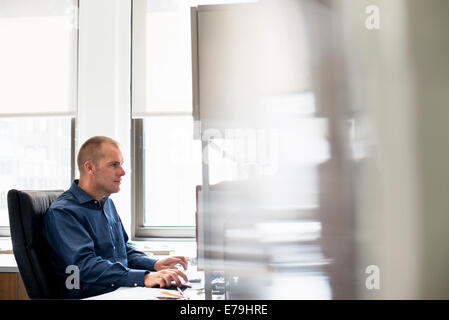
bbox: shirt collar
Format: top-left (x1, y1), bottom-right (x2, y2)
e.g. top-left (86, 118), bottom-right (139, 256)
top-left (69, 179), bottom-right (109, 204)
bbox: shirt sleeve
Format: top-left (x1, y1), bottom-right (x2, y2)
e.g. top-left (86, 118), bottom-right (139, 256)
top-left (43, 207), bottom-right (149, 288)
top-left (119, 220), bottom-right (159, 271)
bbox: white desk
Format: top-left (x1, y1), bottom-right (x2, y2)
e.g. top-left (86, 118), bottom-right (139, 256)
top-left (86, 266), bottom-right (205, 300)
top-left (0, 254), bottom-right (19, 273)
top-left (0, 254), bottom-right (29, 299)
top-left (85, 285), bottom-right (204, 300)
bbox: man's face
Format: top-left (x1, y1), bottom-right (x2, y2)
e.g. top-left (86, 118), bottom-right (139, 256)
top-left (91, 143), bottom-right (125, 197)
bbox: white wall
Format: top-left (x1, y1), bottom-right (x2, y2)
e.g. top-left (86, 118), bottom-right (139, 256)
top-left (338, 0), bottom-right (421, 299)
top-left (338, 0), bottom-right (449, 299)
top-left (408, 0), bottom-right (449, 299)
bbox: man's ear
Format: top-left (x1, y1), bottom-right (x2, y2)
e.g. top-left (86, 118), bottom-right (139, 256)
top-left (83, 161), bottom-right (95, 175)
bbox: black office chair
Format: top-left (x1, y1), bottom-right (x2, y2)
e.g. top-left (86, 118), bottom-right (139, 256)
top-left (7, 189), bottom-right (63, 299)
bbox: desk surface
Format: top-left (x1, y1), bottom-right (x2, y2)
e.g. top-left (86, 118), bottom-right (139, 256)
top-left (85, 264), bottom-right (204, 300)
top-left (87, 265), bottom-right (204, 300)
top-left (85, 285), bottom-right (205, 300)
top-left (0, 254), bottom-right (19, 273)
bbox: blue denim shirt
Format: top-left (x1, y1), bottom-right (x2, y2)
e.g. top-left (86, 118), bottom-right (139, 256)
top-left (43, 180), bottom-right (157, 299)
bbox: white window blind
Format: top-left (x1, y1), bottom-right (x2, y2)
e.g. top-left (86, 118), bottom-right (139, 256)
top-left (132, 0), bottom-right (193, 117)
top-left (131, 0), bottom-right (258, 118)
top-left (0, 0), bottom-right (78, 117)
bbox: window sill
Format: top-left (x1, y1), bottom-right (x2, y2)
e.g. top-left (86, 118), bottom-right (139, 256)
top-left (128, 239), bottom-right (197, 258)
top-left (0, 238), bottom-right (12, 254)
top-left (0, 237), bottom-right (198, 258)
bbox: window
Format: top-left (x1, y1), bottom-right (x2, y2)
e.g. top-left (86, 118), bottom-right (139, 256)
top-left (132, 0), bottom-right (201, 238)
top-left (130, 0), bottom-right (302, 238)
top-left (132, 115), bottom-right (201, 237)
top-left (142, 116), bottom-right (202, 227)
top-left (0, 117), bottom-right (73, 232)
top-left (0, 0), bottom-right (77, 236)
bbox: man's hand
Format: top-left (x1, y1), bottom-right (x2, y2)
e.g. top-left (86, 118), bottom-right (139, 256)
top-left (153, 255), bottom-right (188, 271)
top-left (144, 269), bottom-right (188, 288)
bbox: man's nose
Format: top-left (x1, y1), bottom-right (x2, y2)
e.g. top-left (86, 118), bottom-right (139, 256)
top-left (119, 166), bottom-right (126, 176)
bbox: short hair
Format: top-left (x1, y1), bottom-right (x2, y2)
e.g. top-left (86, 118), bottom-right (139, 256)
top-left (77, 136), bottom-right (120, 174)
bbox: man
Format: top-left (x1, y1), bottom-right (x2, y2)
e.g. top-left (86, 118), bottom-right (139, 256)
top-left (43, 136), bottom-right (188, 299)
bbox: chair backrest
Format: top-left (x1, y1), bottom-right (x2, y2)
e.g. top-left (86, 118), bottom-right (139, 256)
top-left (7, 189), bottom-right (63, 299)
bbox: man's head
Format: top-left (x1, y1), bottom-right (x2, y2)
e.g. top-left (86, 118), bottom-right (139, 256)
top-left (77, 136), bottom-right (125, 199)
